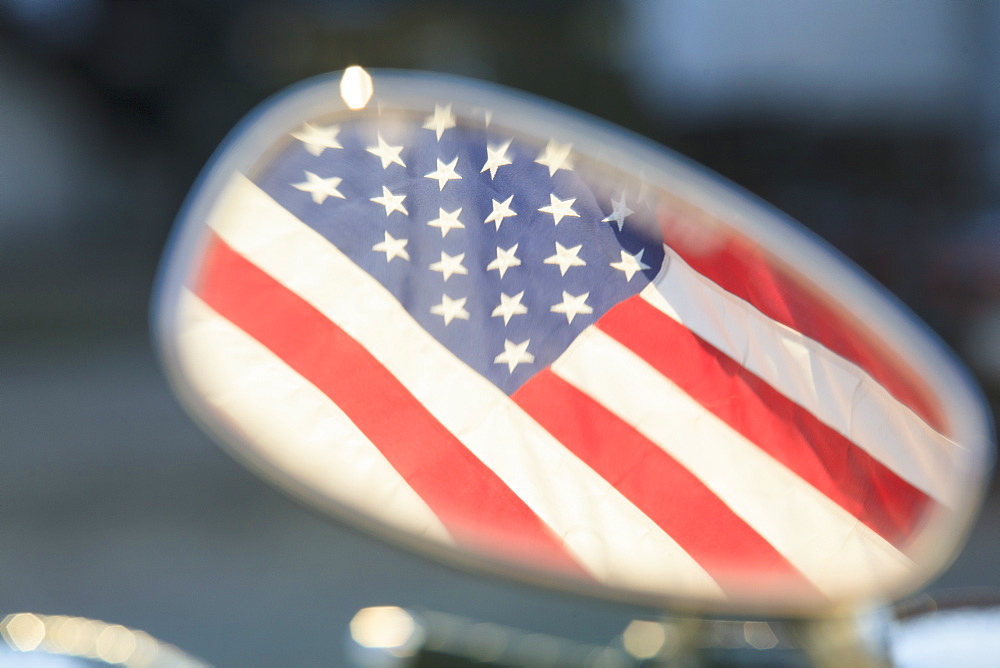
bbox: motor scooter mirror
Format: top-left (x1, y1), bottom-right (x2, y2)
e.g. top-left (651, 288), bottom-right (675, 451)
top-left (153, 67), bottom-right (994, 615)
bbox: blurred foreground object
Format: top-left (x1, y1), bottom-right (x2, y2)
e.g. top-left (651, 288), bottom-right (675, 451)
top-left (346, 597), bottom-right (1000, 668)
top-left (153, 68), bottom-right (994, 617)
top-left (0, 612), bottom-right (209, 667)
top-left (347, 605), bottom-right (631, 667)
top-left (344, 605), bottom-right (811, 666)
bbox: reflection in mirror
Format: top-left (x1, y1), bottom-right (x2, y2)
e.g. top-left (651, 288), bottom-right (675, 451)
top-left (155, 69), bottom-right (993, 615)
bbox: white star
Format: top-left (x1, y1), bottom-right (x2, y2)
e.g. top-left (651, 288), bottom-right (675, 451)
top-left (602, 194), bottom-right (635, 232)
top-left (494, 338), bottom-right (535, 373)
top-left (371, 231), bottom-right (410, 262)
top-left (491, 291), bottom-right (528, 325)
top-left (370, 185), bottom-right (408, 216)
top-left (429, 251), bottom-right (468, 281)
top-left (426, 207), bottom-right (465, 237)
top-left (543, 242), bottom-right (586, 276)
top-left (610, 248), bottom-right (651, 281)
top-left (534, 140), bottom-right (574, 176)
top-left (365, 133), bottom-right (405, 169)
top-left (481, 139), bottom-right (513, 179)
top-left (538, 194), bottom-right (580, 225)
top-left (486, 244), bottom-right (521, 278)
top-left (425, 156), bottom-right (462, 190)
top-left (423, 103), bottom-right (456, 140)
top-left (550, 291), bottom-right (594, 324)
top-left (484, 195), bottom-right (517, 230)
top-left (292, 171), bottom-right (345, 204)
top-left (430, 294), bottom-right (470, 325)
top-left (290, 123), bottom-right (342, 156)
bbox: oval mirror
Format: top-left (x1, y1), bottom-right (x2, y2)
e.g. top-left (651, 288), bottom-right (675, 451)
top-left (153, 68), bottom-right (994, 615)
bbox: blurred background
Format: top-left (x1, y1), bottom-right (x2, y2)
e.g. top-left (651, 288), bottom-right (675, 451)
top-left (2, 0), bottom-right (998, 664)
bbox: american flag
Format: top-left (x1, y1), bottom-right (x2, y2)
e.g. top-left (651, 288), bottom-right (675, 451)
top-left (164, 96), bottom-right (974, 609)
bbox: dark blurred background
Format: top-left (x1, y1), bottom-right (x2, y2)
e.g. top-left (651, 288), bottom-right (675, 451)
top-left (2, 1), bottom-right (998, 665)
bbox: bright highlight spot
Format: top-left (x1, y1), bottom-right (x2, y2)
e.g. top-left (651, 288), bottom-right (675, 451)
top-left (743, 621), bottom-right (779, 650)
top-left (340, 65), bottom-right (374, 110)
top-left (350, 606), bottom-right (420, 656)
top-left (622, 619), bottom-right (668, 659)
top-left (58, 617), bottom-right (101, 657)
top-left (2, 613), bottom-right (45, 652)
top-left (96, 624), bottom-right (137, 663)
top-left (129, 630), bottom-right (161, 666)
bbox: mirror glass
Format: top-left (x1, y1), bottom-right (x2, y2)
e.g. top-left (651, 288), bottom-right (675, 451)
top-left (154, 69), bottom-right (994, 614)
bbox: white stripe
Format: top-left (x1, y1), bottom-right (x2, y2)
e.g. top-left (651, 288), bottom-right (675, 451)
top-left (175, 291), bottom-right (453, 543)
top-left (197, 172), bottom-right (725, 601)
top-left (551, 326), bottom-right (916, 599)
top-left (642, 246), bottom-right (961, 505)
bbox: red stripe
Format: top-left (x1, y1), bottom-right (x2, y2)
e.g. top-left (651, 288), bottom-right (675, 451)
top-left (659, 214), bottom-right (946, 432)
top-left (194, 234), bottom-right (587, 576)
top-left (597, 296), bottom-right (932, 546)
top-left (514, 370), bottom-right (820, 598)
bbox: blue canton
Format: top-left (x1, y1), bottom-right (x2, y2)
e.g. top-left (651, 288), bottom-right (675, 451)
top-left (254, 109), bottom-right (664, 395)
